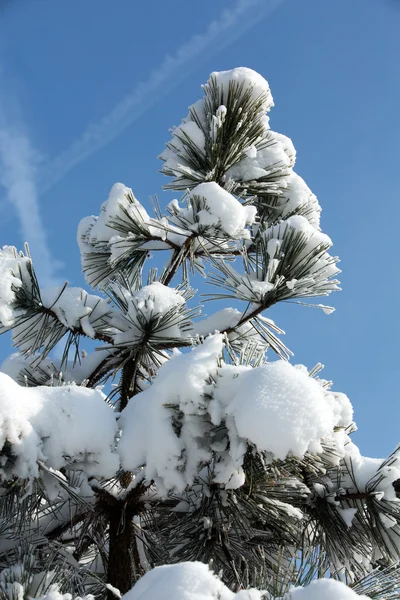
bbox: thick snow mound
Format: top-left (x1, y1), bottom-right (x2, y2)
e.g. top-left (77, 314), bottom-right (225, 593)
top-left (121, 562), bottom-right (261, 600)
top-left (0, 372), bottom-right (119, 480)
top-left (121, 563), bottom-right (369, 600)
top-left (225, 361), bottom-right (340, 460)
top-left (119, 335), bottom-right (224, 493)
top-left (287, 578), bottom-right (370, 599)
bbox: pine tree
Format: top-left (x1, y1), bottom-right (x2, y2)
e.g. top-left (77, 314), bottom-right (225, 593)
top-left (0, 67), bottom-right (399, 600)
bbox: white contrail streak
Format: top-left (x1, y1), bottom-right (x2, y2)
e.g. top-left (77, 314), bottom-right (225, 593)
top-left (0, 117), bottom-right (60, 287)
top-left (39, 0), bottom-right (285, 195)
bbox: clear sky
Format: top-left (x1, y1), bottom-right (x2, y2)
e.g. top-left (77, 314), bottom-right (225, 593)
top-left (0, 0), bottom-right (399, 457)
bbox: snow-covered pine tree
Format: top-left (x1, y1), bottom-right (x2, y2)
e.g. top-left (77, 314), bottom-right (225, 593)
top-left (0, 67), bottom-right (399, 600)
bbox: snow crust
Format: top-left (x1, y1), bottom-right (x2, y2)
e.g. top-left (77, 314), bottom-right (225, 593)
top-left (0, 372), bottom-right (119, 480)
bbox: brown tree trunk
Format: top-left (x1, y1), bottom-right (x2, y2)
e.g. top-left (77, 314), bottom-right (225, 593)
top-left (107, 506), bottom-right (139, 600)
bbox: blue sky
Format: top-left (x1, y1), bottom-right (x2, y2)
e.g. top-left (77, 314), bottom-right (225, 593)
top-left (0, 0), bottom-right (399, 457)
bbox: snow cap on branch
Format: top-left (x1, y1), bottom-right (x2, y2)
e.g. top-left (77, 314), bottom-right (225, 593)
top-left (0, 246), bottom-right (32, 328)
top-left (214, 361), bottom-right (352, 461)
top-left (40, 285), bottom-right (113, 339)
top-left (168, 182), bottom-right (257, 240)
top-left (208, 67), bottom-right (274, 112)
top-left (0, 372), bottom-right (119, 481)
top-left (112, 281), bottom-right (193, 348)
top-left (119, 335), bottom-right (224, 493)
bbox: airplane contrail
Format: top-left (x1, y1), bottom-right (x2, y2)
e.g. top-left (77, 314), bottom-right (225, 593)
top-left (0, 103), bottom-right (61, 287)
top-left (38, 0), bottom-right (285, 195)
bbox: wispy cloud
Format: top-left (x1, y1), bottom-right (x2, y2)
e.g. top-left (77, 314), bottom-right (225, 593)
top-left (0, 0), bottom-right (284, 289)
top-left (0, 99), bottom-right (61, 287)
top-left (39, 0), bottom-right (285, 195)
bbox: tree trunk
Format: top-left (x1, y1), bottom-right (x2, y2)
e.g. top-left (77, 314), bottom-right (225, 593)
top-left (107, 505), bottom-right (142, 600)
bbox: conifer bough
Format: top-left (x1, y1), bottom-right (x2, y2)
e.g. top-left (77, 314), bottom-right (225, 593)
top-left (0, 67), bottom-right (399, 600)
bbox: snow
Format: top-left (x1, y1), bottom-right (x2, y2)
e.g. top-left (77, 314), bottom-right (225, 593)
top-left (189, 182), bottom-right (257, 238)
top-left (119, 335), bottom-right (224, 494)
top-left (260, 215), bottom-right (340, 292)
top-left (112, 282), bottom-right (190, 347)
top-left (121, 562), bottom-right (261, 600)
top-left (225, 131), bottom-right (294, 183)
top-left (160, 68), bottom-right (275, 188)
top-left (121, 563), bottom-right (370, 600)
top-left (218, 361), bottom-right (343, 460)
top-left (0, 564), bottom-right (94, 600)
top-left (193, 307), bottom-right (241, 337)
top-left (0, 372), bottom-right (119, 480)
top-left (280, 173), bottom-right (321, 228)
top-left (87, 183), bottom-right (151, 245)
top-left (118, 329), bottom-right (353, 493)
top-left (213, 213), bottom-right (339, 305)
top-left (170, 121), bottom-right (206, 154)
top-left (193, 308), bottom-right (267, 354)
top-left (77, 183), bottom-right (181, 287)
top-left (40, 286), bottom-right (112, 338)
top-left (208, 67), bottom-right (274, 113)
top-left (159, 119), bottom-right (207, 175)
top-left (1, 348), bottom-right (113, 387)
top-left (341, 442), bottom-right (400, 503)
top-left (336, 507), bottom-right (358, 528)
top-left (286, 578), bottom-right (370, 599)
top-left (0, 246), bottom-right (30, 327)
